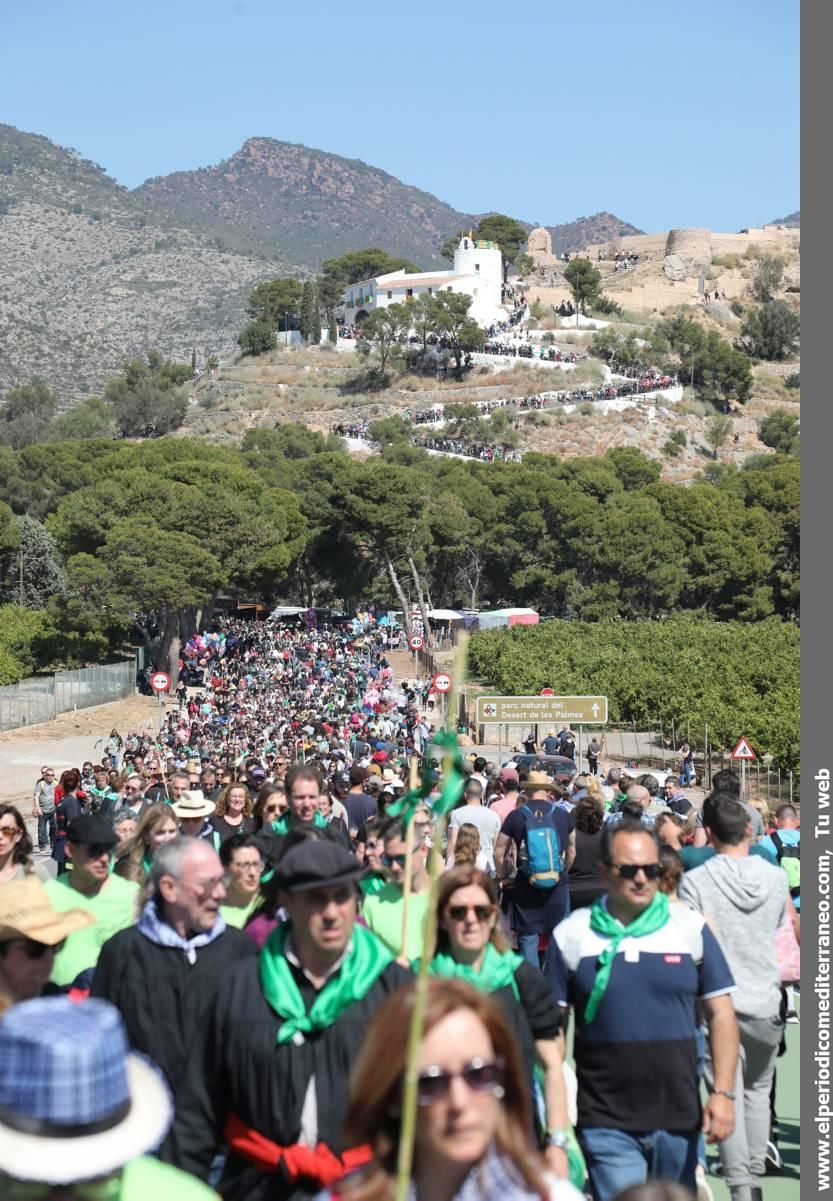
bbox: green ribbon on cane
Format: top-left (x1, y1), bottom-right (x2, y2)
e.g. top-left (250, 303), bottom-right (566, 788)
top-left (428, 729), bottom-right (467, 817)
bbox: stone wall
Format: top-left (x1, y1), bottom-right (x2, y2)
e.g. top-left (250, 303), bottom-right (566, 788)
top-left (665, 228), bottom-right (712, 259)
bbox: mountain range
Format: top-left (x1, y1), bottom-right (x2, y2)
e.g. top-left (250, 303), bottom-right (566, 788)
top-left (0, 123), bottom-right (779, 402)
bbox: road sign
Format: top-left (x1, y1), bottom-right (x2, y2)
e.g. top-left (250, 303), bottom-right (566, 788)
top-left (409, 635), bottom-right (425, 651)
top-left (476, 695), bottom-right (608, 725)
top-left (540, 687), bottom-right (554, 696)
top-left (731, 736), bottom-right (757, 761)
top-left (433, 673), bottom-right (452, 694)
top-left (150, 671), bottom-right (171, 694)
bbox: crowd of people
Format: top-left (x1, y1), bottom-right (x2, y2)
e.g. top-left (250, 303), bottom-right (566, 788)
top-left (0, 615), bottom-right (800, 1201)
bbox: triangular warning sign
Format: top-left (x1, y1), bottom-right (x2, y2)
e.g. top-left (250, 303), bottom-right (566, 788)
top-left (731, 737), bottom-right (757, 761)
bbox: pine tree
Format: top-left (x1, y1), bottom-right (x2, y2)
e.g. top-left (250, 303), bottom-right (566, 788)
top-left (312, 288), bottom-right (322, 345)
top-left (300, 281), bottom-right (315, 342)
top-left (328, 311), bottom-right (338, 344)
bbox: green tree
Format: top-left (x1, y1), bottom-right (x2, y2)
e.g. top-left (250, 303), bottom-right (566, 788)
top-left (357, 304), bottom-right (411, 377)
top-left (563, 259), bottom-right (603, 315)
top-left (49, 396), bottom-right (115, 441)
top-left (368, 416), bottom-right (414, 446)
top-left (320, 249), bottom-right (422, 291)
top-left (247, 277), bottom-right (304, 328)
top-left (474, 215), bottom-right (528, 284)
top-left (238, 320), bottom-right (276, 357)
top-left (663, 429), bottom-right (687, 458)
top-left (427, 293), bottom-right (484, 369)
top-left (0, 382), bottom-right (58, 449)
top-left (440, 229), bottom-right (468, 261)
top-left (706, 415), bottom-right (733, 459)
top-left (751, 255), bottom-right (785, 302)
top-left (758, 409), bottom-right (799, 455)
top-left (328, 312), bottom-right (338, 344)
top-left (0, 515), bottom-right (65, 608)
top-left (312, 288), bottom-right (322, 345)
top-left (300, 281), bottom-right (315, 342)
top-left (105, 351), bottom-right (190, 436)
top-left (658, 317), bottom-right (752, 403)
top-left (515, 253), bottom-right (535, 278)
top-left (738, 301), bottom-right (800, 361)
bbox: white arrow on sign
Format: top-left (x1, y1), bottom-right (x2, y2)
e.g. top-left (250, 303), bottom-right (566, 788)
top-left (591, 703), bottom-right (600, 717)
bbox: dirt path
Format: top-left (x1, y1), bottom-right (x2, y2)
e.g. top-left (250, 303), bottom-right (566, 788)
top-left (0, 694), bottom-right (163, 806)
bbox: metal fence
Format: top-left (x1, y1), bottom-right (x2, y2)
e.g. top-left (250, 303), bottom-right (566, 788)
top-left (462, 705), bottom-right (798, 805)
top-left (0, 659), bottom-right (137, 731)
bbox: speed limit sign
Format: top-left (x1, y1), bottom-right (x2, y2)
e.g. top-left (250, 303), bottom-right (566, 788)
top-left (409, 635), bottom-right (425, 651)
top-left (150, 671), bottom-right (171, 693)
top-left (433, 673), bottom-right (452, 693)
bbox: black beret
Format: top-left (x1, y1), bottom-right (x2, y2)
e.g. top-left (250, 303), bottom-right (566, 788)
top-left (274, 840), bottom-right (364, 892)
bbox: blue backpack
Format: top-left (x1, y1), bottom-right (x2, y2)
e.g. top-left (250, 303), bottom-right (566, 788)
top-left (518, 804), bottom-right (562, 889)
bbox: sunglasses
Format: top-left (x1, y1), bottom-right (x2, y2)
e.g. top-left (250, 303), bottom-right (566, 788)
top-left (611, 862), bottom-right (662, 880)
top-left (6, 938), bottom-right (65, 960)
top-left (1, 1173), bottom-right (121, 1200)
top-left (447, 904), bottom-right (494, 923)
top-left (416, 1057), bottom-right (505, 1105)
top-left (381, 853), bottom-right (409, 868)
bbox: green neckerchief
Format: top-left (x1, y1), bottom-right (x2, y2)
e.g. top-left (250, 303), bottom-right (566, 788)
top-left (271, 811), bottom-right (328, 835)
top-left (584, 891), bottom-right (670, 1023)
top-left (142, 850), bottom-right (153, 874)
top-left (428, 943), bottom-right (523, 1001)
top-left (359, 870), bottom-right (388, 897)
top-left (259, 922), bottom-right (394, 1045)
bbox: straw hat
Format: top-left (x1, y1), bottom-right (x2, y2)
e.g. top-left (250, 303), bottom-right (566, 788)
top-left (0, 877), bottom-right (95, 946)
top-left (523, 771), bottom-right (558, 792)
top-left (0, 997), bottom-right (172, 1183)
top-left (170, 789), bottom-right (214, 819)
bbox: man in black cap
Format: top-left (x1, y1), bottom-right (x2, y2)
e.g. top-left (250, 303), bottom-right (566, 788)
top-left (172, 839), bottom-right (411, 1200)
top-left (43, 815), bottom-right (140, 989)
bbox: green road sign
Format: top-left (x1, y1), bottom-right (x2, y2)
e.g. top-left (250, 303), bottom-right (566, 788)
top-left (476, 695), bottom-right (608, 724)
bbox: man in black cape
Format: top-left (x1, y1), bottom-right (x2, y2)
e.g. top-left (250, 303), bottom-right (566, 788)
top-left (171, 839), bottom-right (412, 1200)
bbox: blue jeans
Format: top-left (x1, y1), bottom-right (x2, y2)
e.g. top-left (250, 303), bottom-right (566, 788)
top-left (579, 1126), bottom-right (699, 1201)
top-left (681, 762), bottom-right (694, 786)
top-left (517, 889), bottom-right (571, 967)
top-left (37, 811), bottom-right (56, 850)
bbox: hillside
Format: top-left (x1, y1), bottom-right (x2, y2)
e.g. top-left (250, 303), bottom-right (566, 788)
top-left (0, 123), bottom-right (641, 400)
top-left (769, 210), bottom-right (800, 227)
top-left (135, 137), bottom-right (471, 268)
top-left (0, 126), bottom-right (300, 402)
top-left (544, 211), bottom-right (643, 254)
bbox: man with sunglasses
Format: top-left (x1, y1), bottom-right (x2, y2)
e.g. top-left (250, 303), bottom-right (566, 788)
top-left (171, 839), bottom-right (410, 1200)
top-left (362, 814), bottom-right (432, 961)
top-left (43, 815), bottom-right (139, 990)
top-left (545, 821), bottom-right (739, 1201)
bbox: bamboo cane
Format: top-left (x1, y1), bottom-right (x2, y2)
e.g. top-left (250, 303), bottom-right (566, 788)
top-left (394, 636), bottom-right (468, 1201)
top-left (399, 757), bottom-right (420, 960)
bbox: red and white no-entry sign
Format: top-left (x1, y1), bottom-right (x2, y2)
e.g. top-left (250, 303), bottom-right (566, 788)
top-left (433, 673), bottom-right (452, 693)
top-left (409, 635), bottom-right (425, 651)
top-left (150, 671), bottom-right (171, 693)
top-left (731, 736), bottom-right (757, 761)
top-left (540, 687), bottom-right (554, 696)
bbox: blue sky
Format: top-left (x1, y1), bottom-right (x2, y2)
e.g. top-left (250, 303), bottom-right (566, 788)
top-left (1, 0), bottom-right (798, 233)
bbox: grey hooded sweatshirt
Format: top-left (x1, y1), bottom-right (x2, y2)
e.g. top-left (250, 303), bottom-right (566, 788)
top-left (679, 853), bottom-right (788, 1018)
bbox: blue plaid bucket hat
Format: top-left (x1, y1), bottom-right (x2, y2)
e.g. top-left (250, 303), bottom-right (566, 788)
top-left (0, 997), bottom-right (171, 1184)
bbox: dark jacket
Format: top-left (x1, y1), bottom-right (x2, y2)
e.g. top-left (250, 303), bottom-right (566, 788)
top-left (170, 953), bottom-right (411, 1201)
top-left (90, 922), bottom-right (257, 1114)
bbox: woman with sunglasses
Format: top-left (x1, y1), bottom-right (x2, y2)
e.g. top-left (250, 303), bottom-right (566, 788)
top-left (421, 867), bottom-right (578, 1184)
top-left (0, 876), bottom-right (94, 1012)
top-left (252, 782), bottom-right (289, 830)
top-left (327, 977), bottom-right (583, 1201)
top-left (0, 805), bottom-right (44, 884)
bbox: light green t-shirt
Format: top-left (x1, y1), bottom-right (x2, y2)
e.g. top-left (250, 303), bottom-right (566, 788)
top-left (363, 882), bottom-right (430, 962)
top-left (122, 1155), bottom-right (218, 1199)
top-left (220, 896), bottom-right (259, 929)
top-left (44, 874), bottom-right (139, 986)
